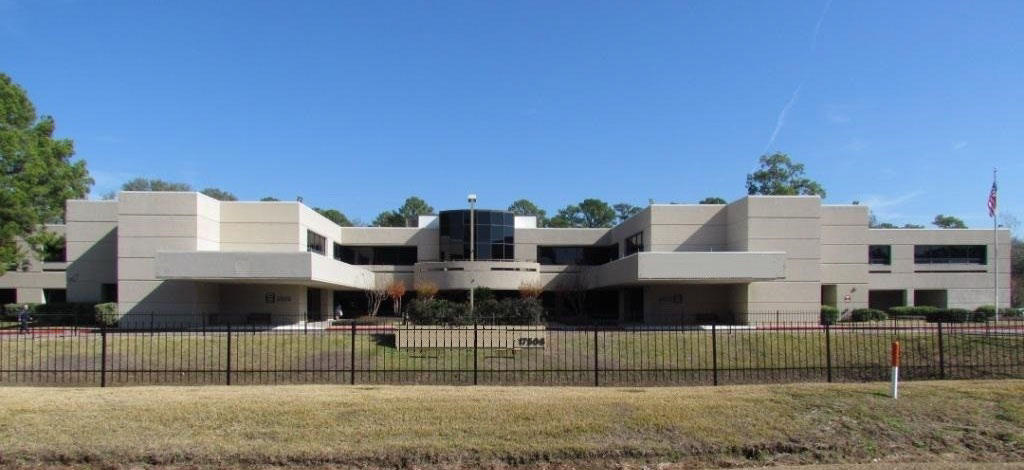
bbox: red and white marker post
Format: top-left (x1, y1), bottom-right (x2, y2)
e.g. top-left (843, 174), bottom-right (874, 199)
top-left (891, 341), bottom-right (901, 399)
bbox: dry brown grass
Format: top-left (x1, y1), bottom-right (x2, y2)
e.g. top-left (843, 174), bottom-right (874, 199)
top-left (1, 381), bottom-right (1023, 469)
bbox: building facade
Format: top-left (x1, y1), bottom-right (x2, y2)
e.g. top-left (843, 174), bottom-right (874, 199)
top-left (1, 191), bottom-right (1012, 326)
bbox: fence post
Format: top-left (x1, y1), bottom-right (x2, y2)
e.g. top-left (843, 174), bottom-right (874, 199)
top-left (473, 321), bottom-right (478, 385)
top-left (226, 324), bottom-right (232, 386)
top-left (593, 326), bottom-right (599, 387)
top-left (937, 321), bottom-right (946, 380)
top-left (349, 320), bottom-right (356, 385)
top-left (825, 323), bottom-right (833, 383)
top-left (100, 325), bottom-right (107, 388)
top-left (711, 323), bottom-right (718, 386)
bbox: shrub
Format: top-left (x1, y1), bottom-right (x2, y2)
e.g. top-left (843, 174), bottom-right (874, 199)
top-left (3, 303), bottom-right (34, 320)
top-left (473, 287), bottom-right (495, 302)
top-left (926, 308), bottom-right (972, 323)
top-left (973, 305), bottom-right (1014, 319)
top-left (518, 280), bottom-right (544, 299)
top-left (406, 299), bottom-right (472, 326)
top-left (94, 302), bottom-right (121, 327)
top-left (888, 306), bottom-right (939, 317)
top-left (414, 281), bottom-right (439, 300)
top-left (476, 298), bottom-right (545, 325)
top-left (820, 305), bottom-right (839, 325)
top-left (849, 308), bottom-right (887, 322)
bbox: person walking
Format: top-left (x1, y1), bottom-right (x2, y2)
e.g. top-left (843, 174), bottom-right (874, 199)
top-left (18, 304), bottom-right (31, 333)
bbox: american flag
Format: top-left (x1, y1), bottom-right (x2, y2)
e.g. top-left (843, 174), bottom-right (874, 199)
top-left (988, 180), bottom-right (998, 217)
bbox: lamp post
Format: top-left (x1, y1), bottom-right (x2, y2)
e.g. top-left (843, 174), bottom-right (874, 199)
top-left (468, 194), bottom-right (477, 316)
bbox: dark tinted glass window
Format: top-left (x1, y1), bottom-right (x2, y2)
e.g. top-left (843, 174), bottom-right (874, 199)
top-left (306, 230), bottom-right (326, 255)
top-left (869, 245), bottom-right (891, 265)
top-left (537, 245), bottom-right (618, 265)
top-left (624, 231), bottom-right (644, 256)
top-left (914, 245), bottom-right (986, 264)
top-left (335, 244), bottom-right (417, 265)
top-left (438, 209), bottom-right (515, 261)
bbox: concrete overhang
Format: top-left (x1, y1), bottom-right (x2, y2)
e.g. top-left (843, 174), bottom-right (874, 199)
top-left (155, 251), bottom-right (376, 290)
top-left (414, 261), bottom-right (541, 291)
top-left (590, 251), bottom-right (786, 288)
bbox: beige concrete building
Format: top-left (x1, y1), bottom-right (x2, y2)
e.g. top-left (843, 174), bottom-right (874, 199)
top-left (2, 192), bottom-right (1011, 325)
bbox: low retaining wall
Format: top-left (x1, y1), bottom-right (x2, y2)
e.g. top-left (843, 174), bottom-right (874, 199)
top-left (395, 325), bottom-right (546, 349)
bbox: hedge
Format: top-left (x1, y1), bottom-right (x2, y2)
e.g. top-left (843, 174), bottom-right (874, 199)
top-left (406, 298), bottom-right (546, 326)
top-left (888, 306), bottom-right (939, 317)
top-left (848, 308), bottom-right (887, 322)
top-left (475, 298), bottom-right (545, 325)
top-left (94, 302), bottom-right (121, 327)
top-left (820, 305), bottom-right (839, 325)
top-left (925, 308), bottom-right (972, 323)
top-left (406, 299), bottom-right (472, 326)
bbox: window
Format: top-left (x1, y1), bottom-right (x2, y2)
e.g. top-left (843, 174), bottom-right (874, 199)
top-left (43, 289), bottom-right (66, 303)
top-left (335, 244), bottom-right (417, 265)
top-left (914, 245), bottom-right (986, 264)
top-left (439, 209), bottom-right (515, 261)
top-left (537, 245), bottom-right (618, 265)
top-left (869, 245), bottom-right (891, 265)
top-left (306, 230), bottom-right (326, 255)
top-left (624, 231), bottom-right (644, 256)
top-left (101, 283), bottom-right (117, 303)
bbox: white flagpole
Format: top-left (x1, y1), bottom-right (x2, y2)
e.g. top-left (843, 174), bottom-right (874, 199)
top-left (994, 168), bottom-right (999, 322)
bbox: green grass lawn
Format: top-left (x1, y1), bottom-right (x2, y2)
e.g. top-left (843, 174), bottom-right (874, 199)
top-left (1, 328), bottom-right (1021, 386)
top-left (0, 381), bottom-right (1023, 469)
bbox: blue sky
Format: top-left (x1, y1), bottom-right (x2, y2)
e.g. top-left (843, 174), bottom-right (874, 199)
top-left (2, 0), bottom-right (1021, 228)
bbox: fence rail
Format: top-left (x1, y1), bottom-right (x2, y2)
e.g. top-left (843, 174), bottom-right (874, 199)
top-left (1, 315), bottom-right (1023, 387)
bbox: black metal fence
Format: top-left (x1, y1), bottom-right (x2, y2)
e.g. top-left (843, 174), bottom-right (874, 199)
top-left (1, 314), bottom-right (1022, 387)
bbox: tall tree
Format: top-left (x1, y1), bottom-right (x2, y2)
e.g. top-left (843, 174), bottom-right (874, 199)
top-left (699, 197), bottom-right (727, 204)
top-left (259, 196), bottom-right (279, 201)
top-left (200, 187), bottom-right (237, 201)
top-left (612, 203), bottom-right (641, 223)
top-left (373, 196), bottom-right (434, 227)
top-left (508, 199), bottom-right (548, 226)
top-left (579, 199), bottom-right (616, 227)
top-left (745, 153), bottom-right (826, 197)
top-left (372, 211), bottom-right (408, 227)
top-left (315, 208), bottom-right (353, 227)
top-left (0, 73), bottom-right (92, 270)
top-left (549, 205), bottom-right (581, 228)
top-left (932, 214), bottom-right (967, 229)
top-left (550, 199), bottom-right (616, 228)
top-left (121, 178), bottom-right (192, 192)
top-left (397, 196), bottom-right (434, 219)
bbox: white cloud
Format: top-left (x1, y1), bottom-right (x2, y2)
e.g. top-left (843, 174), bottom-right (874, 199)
top-left (952, 140), bottom-right (968, 150)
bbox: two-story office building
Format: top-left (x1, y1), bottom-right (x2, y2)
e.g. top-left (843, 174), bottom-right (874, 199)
top-left (2, 191), bottom-right (1011, 326)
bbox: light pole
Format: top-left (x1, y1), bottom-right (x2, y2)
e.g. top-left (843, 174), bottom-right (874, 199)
top-left (468, 194), bottom-right (477, 316)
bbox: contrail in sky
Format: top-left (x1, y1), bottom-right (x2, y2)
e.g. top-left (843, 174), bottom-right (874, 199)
top-left (761, 0), bottom-right (832, 154)
top-left (763, 85), bottom-right (802, 154)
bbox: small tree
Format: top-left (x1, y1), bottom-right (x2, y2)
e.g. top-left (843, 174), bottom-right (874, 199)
top-left (364, 279), bottom-right (388, 317)
top-left (386, 280), bottom-right (406, 319)
top-left (518, 280), bottom-right (544, 299)
top-left (699, 197), bottom-right (727, 204)
top-left (612, 203), bottom-right (641, 223)
top-left (932, 214), bottom-right (967, 229)
top-left (200, 187), bottom-right (237, 201)
top-left (745, 153), bottom-right (826, 197)
top-left (414, 280), bottom-right (439, 300)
